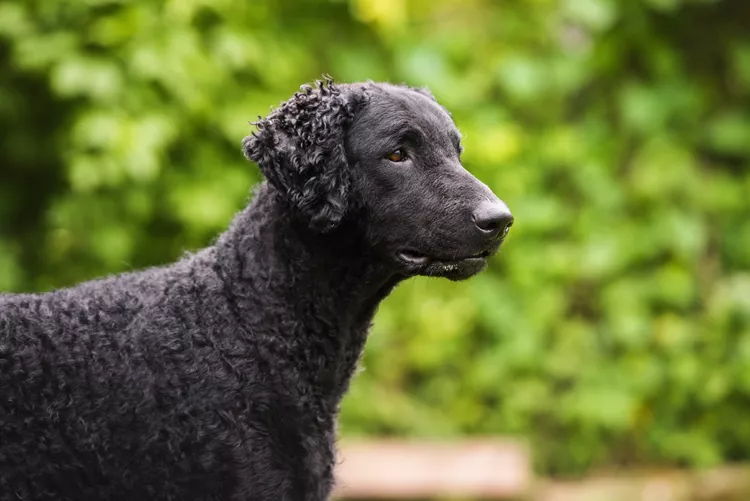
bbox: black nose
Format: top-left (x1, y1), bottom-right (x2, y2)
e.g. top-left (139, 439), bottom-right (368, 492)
top-left (473, 202), bottom-right (513, 237)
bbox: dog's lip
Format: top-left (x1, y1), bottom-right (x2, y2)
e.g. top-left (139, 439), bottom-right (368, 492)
top-left (398, 250), bottom-right (431, 265)
top-left (398, 249), bottom-right (492, 266)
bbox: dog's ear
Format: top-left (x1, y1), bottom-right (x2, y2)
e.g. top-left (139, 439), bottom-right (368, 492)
top-left (242, 78), bottom-right (364, 233)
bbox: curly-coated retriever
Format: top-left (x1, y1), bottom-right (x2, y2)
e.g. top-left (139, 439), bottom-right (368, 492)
top-left (0, 79), bottom-right (513, 501)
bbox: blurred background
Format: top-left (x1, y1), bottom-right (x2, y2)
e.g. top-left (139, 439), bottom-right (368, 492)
top-left (1, 0), bottom-right (750, 498)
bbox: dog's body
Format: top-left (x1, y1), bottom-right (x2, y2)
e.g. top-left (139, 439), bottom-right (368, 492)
top-left (0, 81), bottom-right (512, 500)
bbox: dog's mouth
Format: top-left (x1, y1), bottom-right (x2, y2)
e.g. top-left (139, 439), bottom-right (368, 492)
top-left (396, 247), bottom-right (497, 281)
top-left (398, 249), bottom-right (492, 265)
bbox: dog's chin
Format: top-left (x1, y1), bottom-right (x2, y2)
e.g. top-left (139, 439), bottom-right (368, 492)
top-left (396, 250), bottom-right (491, 281)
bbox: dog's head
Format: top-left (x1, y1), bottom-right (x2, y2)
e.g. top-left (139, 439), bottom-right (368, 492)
top-left (243, 79), bottom-right (513, 281)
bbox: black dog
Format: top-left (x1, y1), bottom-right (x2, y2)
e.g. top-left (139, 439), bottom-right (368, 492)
top-left (0, 79), bottom-right (512, 500)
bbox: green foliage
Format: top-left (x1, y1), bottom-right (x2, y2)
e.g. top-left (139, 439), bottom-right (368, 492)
top-left (1, 0), bottom-right (750, 476)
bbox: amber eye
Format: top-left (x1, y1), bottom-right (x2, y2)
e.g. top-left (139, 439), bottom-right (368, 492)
top-left (387, 149), bottom-right (407, 162)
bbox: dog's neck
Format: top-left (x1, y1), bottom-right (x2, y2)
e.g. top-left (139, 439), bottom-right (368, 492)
top-left (215, 183), bottom-right (400, 405)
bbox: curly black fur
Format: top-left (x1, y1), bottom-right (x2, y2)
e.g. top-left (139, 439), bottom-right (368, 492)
top-left (0, 80), bottom-right (512, 500)
top-left (243, 77), bottom-right (363, 233)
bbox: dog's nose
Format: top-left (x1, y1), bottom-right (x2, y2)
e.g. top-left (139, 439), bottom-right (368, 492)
top-left (473, 202), bottom-right (513, 238)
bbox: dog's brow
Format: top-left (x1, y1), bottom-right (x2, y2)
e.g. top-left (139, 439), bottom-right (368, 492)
top-left (391, 122), bottom-right (425, 145)
top-left (451, 130), bottom-right (463, 153)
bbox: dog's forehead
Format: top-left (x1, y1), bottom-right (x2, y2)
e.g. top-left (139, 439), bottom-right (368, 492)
top-left (361, 84), bottom-right (456, 133)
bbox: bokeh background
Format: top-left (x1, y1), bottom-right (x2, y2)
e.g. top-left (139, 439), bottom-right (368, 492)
top-left (2, 0), bottom-right (750, 484)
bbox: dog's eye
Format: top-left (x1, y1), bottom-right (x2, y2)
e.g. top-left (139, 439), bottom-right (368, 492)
top-left (387, 149), bottom-right (407, 162)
